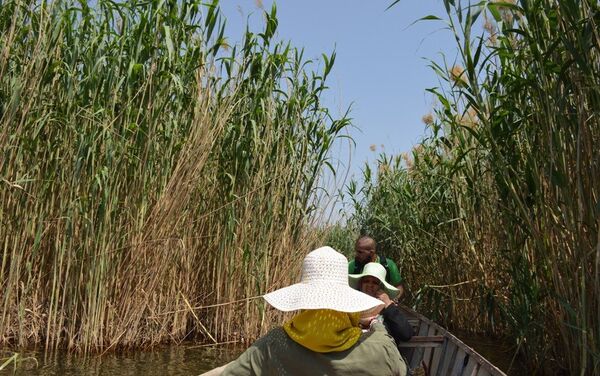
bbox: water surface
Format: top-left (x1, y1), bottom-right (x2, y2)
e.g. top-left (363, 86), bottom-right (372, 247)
top-left (3, 333), bottom-right (526, 375)
top-left (4, 345), bottom-right (242, 376)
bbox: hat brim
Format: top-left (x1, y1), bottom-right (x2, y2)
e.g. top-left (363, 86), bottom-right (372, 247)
top-left (264, 281), bottom-right (384, 313)
top-left (348, 273), bottom-right (400, 300)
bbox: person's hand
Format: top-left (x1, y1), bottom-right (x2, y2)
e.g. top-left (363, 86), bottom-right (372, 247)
top-left (361, 302), bottom-right (384, 318)
top-left (359, 315), bottom-right (377, 328)
top-left (375, 290), bottom-right (393, 307)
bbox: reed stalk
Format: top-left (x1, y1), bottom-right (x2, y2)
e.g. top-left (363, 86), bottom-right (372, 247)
top-left (0, 0), bottom-right (349, 352)
top-left (348, 0), bottom-right (599, 373)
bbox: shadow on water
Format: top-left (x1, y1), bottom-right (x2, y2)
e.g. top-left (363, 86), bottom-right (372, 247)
top-left (2, 345), bottom-right (243, 376)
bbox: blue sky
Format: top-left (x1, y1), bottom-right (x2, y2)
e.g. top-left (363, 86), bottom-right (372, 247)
top-left (218, 0), bottom-right (458, 190)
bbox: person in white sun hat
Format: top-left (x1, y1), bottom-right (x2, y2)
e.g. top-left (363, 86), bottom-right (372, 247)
top-left (212, 246), bottom-right (407, 376)
top-left (349, 262), bottom-right (413, 347)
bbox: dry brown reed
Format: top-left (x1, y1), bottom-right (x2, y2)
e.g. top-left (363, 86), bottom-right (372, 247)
top-left (0, 0), bottom-right (349, 352)
top-left (351, 0), bottom-right (599, 373)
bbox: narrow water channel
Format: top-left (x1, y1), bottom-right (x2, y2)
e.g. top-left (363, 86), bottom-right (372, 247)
top-left (4, 334), bottom-right (524, 375)
top-left (4, 345), bottom-right (243, 375)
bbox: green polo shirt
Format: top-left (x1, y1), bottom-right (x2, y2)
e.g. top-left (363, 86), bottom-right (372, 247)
top-left (348, 255), bottom-right (403, 286)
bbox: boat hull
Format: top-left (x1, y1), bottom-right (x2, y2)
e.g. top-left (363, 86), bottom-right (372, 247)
top-left (396, 304), bottom-right (507, 376)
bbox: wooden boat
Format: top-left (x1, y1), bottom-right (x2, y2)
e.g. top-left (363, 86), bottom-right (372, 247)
top-left (397, 304), bottom-right (507, 376)
top-left (201, 305), bottom-right (508, 376)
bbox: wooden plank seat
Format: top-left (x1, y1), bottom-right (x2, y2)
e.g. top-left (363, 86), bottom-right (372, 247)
top-left (397, 335), bottom-right (445, 348)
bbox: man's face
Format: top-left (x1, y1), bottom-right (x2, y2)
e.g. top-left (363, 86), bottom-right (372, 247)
top-left (355, 238), bottom-right (376, 264)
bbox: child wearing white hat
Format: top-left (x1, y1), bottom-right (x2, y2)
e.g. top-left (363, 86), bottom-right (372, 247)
top-left (349, 262), bottom-right (413, 345)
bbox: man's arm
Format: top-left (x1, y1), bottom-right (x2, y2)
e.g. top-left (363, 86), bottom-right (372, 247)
top-left (348, 259), bottom-right (355, 274)
top-left (395, 284), bottom-right (405, 300)
top-left (386, 260), bottom-right (405, 298)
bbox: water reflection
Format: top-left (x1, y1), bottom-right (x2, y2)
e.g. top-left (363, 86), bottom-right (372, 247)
top-left (4, 345), bottom-right (243, 376)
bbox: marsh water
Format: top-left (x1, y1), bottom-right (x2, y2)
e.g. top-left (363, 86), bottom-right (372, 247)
top-left (4, 345), bottom-right (243, 376)
top-left (4, 333), bottom-right (522, 375)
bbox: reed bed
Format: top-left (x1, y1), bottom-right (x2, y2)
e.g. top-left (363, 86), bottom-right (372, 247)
top-left (345, 0), bottom-right (599, 373)
top-left (0, 0), bottom-right (348, 352)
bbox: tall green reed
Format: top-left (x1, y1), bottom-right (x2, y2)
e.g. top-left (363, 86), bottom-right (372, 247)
top-left (349, 0), bottom-right (599, 373)
top-left (0, 0), bottom-right (349, 352)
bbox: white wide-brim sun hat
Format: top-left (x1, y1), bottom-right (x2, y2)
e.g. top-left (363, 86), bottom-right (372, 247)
top-left (348, 262), bottom-right (400, 299)
top-left (263, 246), bottom-right (384, 313)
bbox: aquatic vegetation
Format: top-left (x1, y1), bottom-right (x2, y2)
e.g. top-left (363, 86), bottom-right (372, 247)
top-left (350, 0), bottom-right (599, 373)
top-left (0, 0), bottom-right (349, 351)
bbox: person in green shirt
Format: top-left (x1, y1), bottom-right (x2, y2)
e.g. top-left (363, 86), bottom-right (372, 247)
top-left (348, 236), bottom-right (405, 298)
